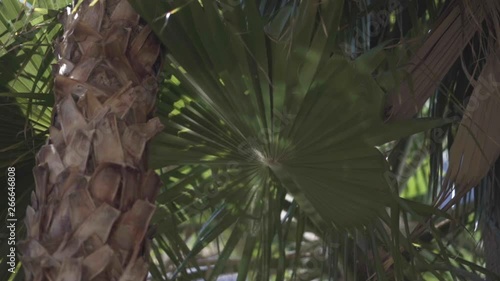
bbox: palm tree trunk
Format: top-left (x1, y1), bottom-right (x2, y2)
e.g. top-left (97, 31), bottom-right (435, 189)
top-left (18, 0), bottom-right (163, 280)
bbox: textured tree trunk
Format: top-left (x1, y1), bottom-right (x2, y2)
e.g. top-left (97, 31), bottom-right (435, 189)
top-left (18, 0), bottom-right (163, 280)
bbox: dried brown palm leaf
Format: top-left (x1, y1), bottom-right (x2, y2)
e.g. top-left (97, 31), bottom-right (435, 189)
top-left (386, 0), bottom-right (484, 121)
top-left (19, 0), bottom-right (164, 280)
top-left (445, 50), bottom-right (500, 190)
top-left (441, 0), bottom-right (500, 195)
top-left (456, 0), bottom-right (500, 281)
top-left (445, 1), bottom-right (500, 195)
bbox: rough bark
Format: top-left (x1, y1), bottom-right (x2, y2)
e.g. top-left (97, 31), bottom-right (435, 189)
top-left (19, 0), bottom-right (164, 280)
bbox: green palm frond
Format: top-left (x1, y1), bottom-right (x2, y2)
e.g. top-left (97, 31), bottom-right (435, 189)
top-left (127, 0), bottom-right (471, 280)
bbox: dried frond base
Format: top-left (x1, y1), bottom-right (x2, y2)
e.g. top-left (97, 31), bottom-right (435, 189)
top-left (19, 0), bottom-right (163, 280)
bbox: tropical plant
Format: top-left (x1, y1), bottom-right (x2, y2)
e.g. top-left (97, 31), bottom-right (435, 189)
top-left (1, 0), bottom-right (500, 280)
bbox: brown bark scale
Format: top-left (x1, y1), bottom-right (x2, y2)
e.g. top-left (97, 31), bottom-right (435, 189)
top-left (19, 0), bottom-right (164, 280)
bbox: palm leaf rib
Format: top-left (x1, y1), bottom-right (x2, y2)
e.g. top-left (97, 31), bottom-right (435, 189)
top-left (19, 0), bottom-right (164, 280)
